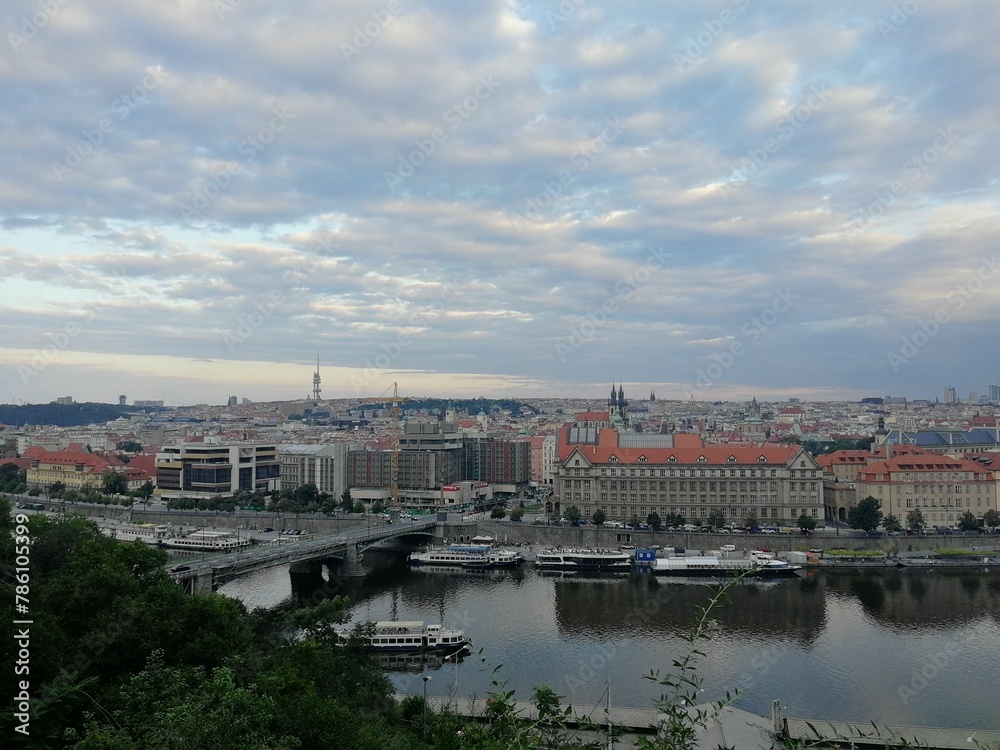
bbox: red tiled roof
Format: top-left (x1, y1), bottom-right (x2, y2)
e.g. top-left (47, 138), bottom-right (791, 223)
top-left (574, 411), bottom-right (610, 422)
top-left (559, 428), bottom-right (800, 464)
top-left (858, 455), bottom-right (994, 479)
top-left (25, 450), bottom-right (111, 474)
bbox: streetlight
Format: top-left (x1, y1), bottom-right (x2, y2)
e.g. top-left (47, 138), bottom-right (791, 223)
top-left (422, 675), bottom-right (432, 721)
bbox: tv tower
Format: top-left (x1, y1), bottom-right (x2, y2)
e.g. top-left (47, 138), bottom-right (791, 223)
top-left (312, 351), bottom-right (322, 402)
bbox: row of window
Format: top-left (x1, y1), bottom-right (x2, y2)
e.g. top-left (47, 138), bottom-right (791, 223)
top-left (564, 467), bottom-right (820, 479)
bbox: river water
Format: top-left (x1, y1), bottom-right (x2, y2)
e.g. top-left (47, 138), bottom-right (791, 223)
top-left (219, 562), bottom-right (1000, 729)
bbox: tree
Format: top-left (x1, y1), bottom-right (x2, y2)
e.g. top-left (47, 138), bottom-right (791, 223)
top-left (353, 501), bottom-right (364, 514)
top-left (371, 499), bottom-right (385, 514)
top-left (847, 496), bottom-right (883, 532)
top-left (116, 440), bottom-right (143, 453)
top-left (340, 489), bottom-right (353, 513)
top-left (882, 514), bottom-right (902, 533)
top-left (490, 506), bottom-right (506, 519)
top-left (957, 511), bottom-right (982, 532)
top-left (101, 470), bottom-right (129, 496)
top-left (707, 509), bottom-right (726, 530)
top-left (140, 480), bottom-right (155, 503)
top-left (797, 514), bottom-right (817, 533)
top-left (906, 508), bottom-right (926, 534)
top-left (984, 509), bottom-right (1000, 531)
top-left (564, 505), bottom-right (581, 523)
top-left (509, 506), bottom-right (524, 522)
top-left (592, 509), bottom-right (606, 526)
top-left (663, 512), bottom-right (685, 529)
top-left (647, 511), bottom-right (662, 530)
top-left (744, 513), bottom-right (758, 532)
top-left (50, 480), bottom-right (67, 498)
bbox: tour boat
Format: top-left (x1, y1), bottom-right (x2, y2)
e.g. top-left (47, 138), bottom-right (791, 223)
top-left (161, 530), bottom-right (253, 552)
top-left (407, 538), bottom-right (523, 569)
top-left (646, 550), bottom-right (802, 578)
top-left (336, 621), bottom-right (470, 653)
top-left (100, 523), bottom-right (172, 545)
top-left (533, 548), bottom-right (632, 572)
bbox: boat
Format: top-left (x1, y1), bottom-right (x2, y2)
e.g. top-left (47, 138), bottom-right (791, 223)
top-left (645, 549), bottom-right (802, 578)
top-left (407, 539), bottom-right (523, 569)
top-left (161, 530), bottom-right (253, 552)
top-left (533, 548), bottom-right (632, 572)
top-left (100, 523), bottom-right (173, 545)
top-left (335, 621), bottom-right (470, 653)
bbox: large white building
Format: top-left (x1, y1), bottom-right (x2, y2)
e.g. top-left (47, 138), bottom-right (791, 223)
top-left (155, 442), bottom-right (281, 499)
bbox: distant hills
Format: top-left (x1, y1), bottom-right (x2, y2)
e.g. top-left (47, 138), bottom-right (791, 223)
top-left (0, 402), bottom-right (159, 428)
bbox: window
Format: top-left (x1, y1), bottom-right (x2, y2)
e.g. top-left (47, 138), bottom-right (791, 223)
top-left (758, 456), bottom-right (767, 463)
top-left (638, 455), bottom-right (648, 463)
top-left (727, 456), bottom-right (737, 463)
top-left (668, 456), bottom-right (677, 463)
top-left (697, 456), bottom-right (707, 463)
top-left (608, 456), bottom-right (619, 463)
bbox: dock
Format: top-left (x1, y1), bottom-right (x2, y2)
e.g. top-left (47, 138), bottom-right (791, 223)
top-left (399, 695), bottom-right (1000, 749)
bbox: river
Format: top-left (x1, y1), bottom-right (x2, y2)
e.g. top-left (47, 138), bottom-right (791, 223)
top-left (218, 562), bottom-right (1000, 729)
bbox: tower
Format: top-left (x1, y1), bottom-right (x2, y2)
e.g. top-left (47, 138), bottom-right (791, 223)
top-left (312, 351), bottom-right (322, 402)
top-left (608, 383), bottom-right (630, 429)
top-left (118, 395), bottom-right (127, 406)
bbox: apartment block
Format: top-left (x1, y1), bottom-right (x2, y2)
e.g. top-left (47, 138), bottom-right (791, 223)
top-left (155, 443), bottom-right (280, 499)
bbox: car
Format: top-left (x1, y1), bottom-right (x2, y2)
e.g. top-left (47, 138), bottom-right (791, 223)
top-left (170, 565), bottom-right (191, 573)
top-left (262, 527), bottom-right (273, 532)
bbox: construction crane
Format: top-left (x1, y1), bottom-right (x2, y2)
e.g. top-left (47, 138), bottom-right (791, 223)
top-left (364, 382), bottom-right (408, 507)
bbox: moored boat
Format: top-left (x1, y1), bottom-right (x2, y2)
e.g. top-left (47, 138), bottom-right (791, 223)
top-left (533, 548), bottom-right (632, 572)
top-left (161, 530), bottom-right (253, 552)
top-left (644, 549), bottom-right (802, 578)
top-left (100, 523), bottom-right (172, 545)
top-left (407, 540), bottom-right (523, 569)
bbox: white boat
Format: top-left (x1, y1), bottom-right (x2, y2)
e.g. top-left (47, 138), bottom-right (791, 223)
top-left (161, 530), bottom-right (253, 552)
top-left (533, 548), bottom-right (632, 572)
top-left (100, 523), bottom-right (172, 545)
top-left (407, 538), bottom-right (523, 569)
top-left (648, 550), bottom-right (802, 578)
top-left (336, 621), bottom-right (470, 653)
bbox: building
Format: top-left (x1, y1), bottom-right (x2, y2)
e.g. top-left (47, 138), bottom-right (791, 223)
top-left (25, 448), bottom-right (123, 491)
top-left (856, 456), bottom-right (997, 528)
top-left (554, 426), bottom-right (823, 524)
top-left (155, 443), bottom-right (280, 499)
top-left (944, 387), bottom-right (957, 404)
top-left (347, 450), bottom-right (461, 507)
top-left (877, 428), bottom-right (1000, 455)
top-left (541, 435), bottom-right (557, 486)
top-left (278, 442), bottom-right (360, 499)
top-left (990, 384), bottom-right (999, 403)
top-left (134, 400), bottom-right (165, 408)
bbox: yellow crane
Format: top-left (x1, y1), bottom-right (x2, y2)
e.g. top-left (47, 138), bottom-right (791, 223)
top-left (364, 382), bottom-right (408, 507)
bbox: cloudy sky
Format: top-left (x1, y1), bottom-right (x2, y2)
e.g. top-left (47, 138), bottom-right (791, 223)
top-left (2, 0), bottom-right (999, 406)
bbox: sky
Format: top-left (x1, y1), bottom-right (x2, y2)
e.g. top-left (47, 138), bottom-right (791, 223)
top-left (2, 0), bottom-right (1000, 406)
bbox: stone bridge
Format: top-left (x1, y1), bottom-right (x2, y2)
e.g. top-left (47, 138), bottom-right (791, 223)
top-left (168, 518), bottom-right (439, 595)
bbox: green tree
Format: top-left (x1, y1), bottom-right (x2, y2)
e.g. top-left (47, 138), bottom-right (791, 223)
top-left (647, 511), bottom-right (662, 530)
top-left (140, 480), bottom-right (155, 503)
top-left (797, 513), bottom-right (817, 533)
top-left (371, 499), bottom-right (385, 514)
top-left (509, 506), bottom-right (524, 522)
top-left (564, 505), bottom-right (581, 523)
top-left (906, 508), bottom-right (926, 533)
top-left (957, 510), bottom-right (981, 532)
top-left (744, 513), bottom-right (758, 532)
top-left (50, 480), bottom-right (67, 498)
top-left (848, 496), bottom-right (883, 532)
top-left (116, 440), bottom-right (143, 453)
top-left (490, 505), bottom-right (506, 519)
top-left (983, 509), bottom-right (1000, 531)
top-left (353, 500), bottom-right (364, 514)
top-left (707, 508), bottom-right (726, 530)
top-left (340, 489), bottom-right (353, 513)
top-left (663, 512), bottom-right (685, 528)
top-left (882, 514), bottom-right (902, 533)
top-left (592, 509), bottom-right (606, 526)
top-left (101, 470), bottom-right (129, 496)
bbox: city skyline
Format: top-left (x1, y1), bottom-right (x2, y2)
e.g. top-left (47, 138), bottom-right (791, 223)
top-left (3, 1), bottom-right (1000, 405)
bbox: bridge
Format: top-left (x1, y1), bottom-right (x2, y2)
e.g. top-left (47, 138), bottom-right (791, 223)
top-left (168, 518), bottom-right (438, 595)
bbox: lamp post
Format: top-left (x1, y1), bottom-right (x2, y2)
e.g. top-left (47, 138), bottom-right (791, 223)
top-left (422, 674), bottom-right (432, 721)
